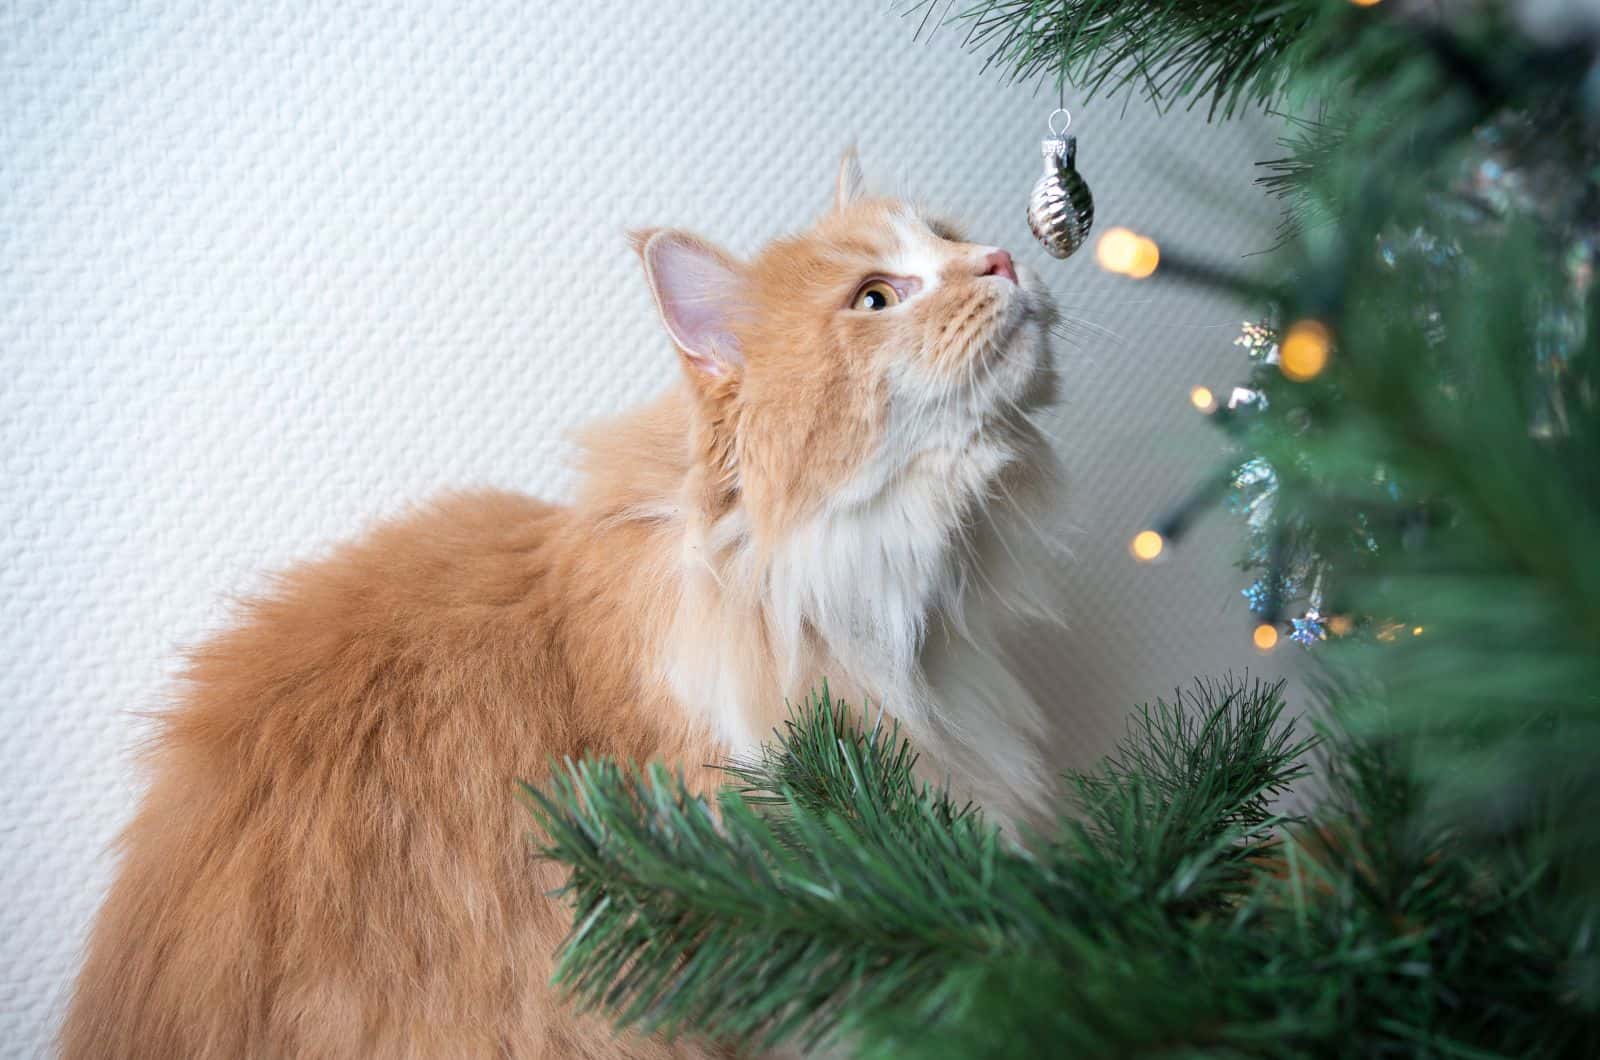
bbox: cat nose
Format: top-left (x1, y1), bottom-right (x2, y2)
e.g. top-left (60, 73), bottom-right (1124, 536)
top-left (980, 249), bottom-right (1017, 284)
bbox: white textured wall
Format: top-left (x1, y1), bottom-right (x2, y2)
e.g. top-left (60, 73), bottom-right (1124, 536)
top-left (0, 2), bottom-right (1293, 1053)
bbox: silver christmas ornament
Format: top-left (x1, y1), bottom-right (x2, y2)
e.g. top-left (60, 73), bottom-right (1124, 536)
top-left (1028, 109), bottom-right (1094, 260)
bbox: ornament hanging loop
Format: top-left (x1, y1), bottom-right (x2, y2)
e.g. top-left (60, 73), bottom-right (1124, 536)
top-left (1048, 107), bottom-right (1073, 137)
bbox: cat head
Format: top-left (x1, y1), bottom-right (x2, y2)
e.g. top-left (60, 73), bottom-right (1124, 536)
top-left (634, 150), bottom-right (1059, 545)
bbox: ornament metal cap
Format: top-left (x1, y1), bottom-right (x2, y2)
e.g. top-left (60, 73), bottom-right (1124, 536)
top-left (1042, 134), bottom-right (1077, 169)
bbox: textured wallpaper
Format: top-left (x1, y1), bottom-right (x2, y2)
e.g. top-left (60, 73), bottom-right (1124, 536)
top-left (0, 2), bottom-right (1295, 1053)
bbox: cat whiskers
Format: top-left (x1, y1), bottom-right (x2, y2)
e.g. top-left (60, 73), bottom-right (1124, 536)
top-left (988, 465), bottom-right (1074, 567)
top-left (964, 320), bottom-right (1077, 573)
top-left (1049, 312), bottom-right (1125, 351)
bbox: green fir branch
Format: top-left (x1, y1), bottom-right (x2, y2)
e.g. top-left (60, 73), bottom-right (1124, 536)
top-left (524, 678), bottom-right (1309, 1054)
top-left (906, 0), bottom-right (1325, 118)
top-left (527, 678), bottom-right (1600, 1054)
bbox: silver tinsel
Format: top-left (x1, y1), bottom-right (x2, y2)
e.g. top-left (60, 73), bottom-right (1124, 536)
top-left (1028, 130), bottom-right (1094, 259)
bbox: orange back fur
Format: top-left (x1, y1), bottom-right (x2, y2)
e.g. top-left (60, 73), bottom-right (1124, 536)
top-left (62, 153), bottom-right (1061, 1058)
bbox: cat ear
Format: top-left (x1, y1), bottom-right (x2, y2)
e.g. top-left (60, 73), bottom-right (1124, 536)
top-left (632, 229), bottom-right (747, 379)
top-left (835, 146), bottom-right (865, 209)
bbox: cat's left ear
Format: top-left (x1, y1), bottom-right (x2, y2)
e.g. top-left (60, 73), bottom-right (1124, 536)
top-left (835, 146), bottom-right (865, 210)
top-left (632, 229), bottom-right (747, 381)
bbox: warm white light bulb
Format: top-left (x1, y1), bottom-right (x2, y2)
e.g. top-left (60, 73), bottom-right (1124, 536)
top-left (1280, 319), bottom-right (1332, 382)
top-left (1130, 530), bottom-right (1165, 562)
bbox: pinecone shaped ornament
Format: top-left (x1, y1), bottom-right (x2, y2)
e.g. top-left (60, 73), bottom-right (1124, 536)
top-left (1028, 111), bottom-right (1094, 260)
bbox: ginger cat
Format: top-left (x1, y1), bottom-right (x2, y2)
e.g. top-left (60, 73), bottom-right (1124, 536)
top-left (62, 153), bottom-right (1063, 1058)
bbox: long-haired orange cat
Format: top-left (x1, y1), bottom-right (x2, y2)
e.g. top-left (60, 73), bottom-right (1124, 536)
top-left (63, 153), bottom-right (1062, 1058)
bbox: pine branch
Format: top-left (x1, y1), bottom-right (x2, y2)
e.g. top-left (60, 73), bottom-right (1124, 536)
top-left (721, 683), bottom-right (981, 838)
top-left (524, 678), bottom-right (1309, 1053)
top-left (527, 679), bottom-right (1600, 1054)
top-left (906, 0), bottom-right (1324, 118)
top-left (523, 740), bottom-right (1029, 1050)
top-left (1056, 677), bottom-right (1313, 915)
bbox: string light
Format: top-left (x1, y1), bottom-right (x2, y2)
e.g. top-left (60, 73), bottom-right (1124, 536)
top-left (1096, 228), bottom-right (1138, 273)
top-left (1189, 385), bottom-right (1217, 413)
top-left (1327, 615), bottom-right (1354, 637)
top-left (1096, 227), bottom-right (1160, 279)
top-left (1253, 624), bottom-right (1279, 651)
top-left (1130, 529), bottom-right (1165, 562)
top-left (1128, 238), bottom-right (1160, 279)
top-left (1412, 625), bottom-right (1425, 636)
top-left (1350, 0), bottom-right (1383, 6)
top-left (1280, 319), bottom-right (1332, 381)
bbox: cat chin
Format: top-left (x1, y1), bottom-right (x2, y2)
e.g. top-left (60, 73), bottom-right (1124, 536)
top-left (942, 322), bottom-right (1055, 438)
top-left (983, 276), bottom-right (1058, 404)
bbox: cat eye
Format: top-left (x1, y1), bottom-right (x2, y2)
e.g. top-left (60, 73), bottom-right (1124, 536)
top-left (851, 279), bottom-right (901, 312)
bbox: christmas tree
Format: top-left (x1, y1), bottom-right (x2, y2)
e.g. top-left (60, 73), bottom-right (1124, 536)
top-left (524, 2), bottom-right (1600, 1055)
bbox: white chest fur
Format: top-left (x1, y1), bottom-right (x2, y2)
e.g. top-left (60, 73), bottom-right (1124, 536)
top-left (664, 431), bottom-right (1060, 829)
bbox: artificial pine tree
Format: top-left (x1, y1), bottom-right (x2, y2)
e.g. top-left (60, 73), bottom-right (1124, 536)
top-left (524, 3), bottom-right (1600, 1055)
